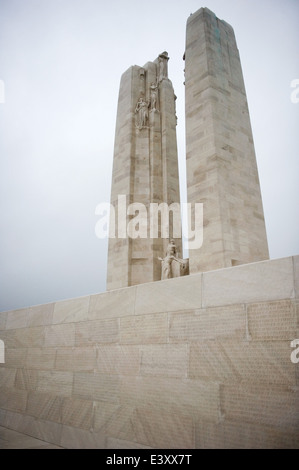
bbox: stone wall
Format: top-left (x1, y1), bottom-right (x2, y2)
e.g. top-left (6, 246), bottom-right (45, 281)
top-left (0, 256), bottom-right (298, 449)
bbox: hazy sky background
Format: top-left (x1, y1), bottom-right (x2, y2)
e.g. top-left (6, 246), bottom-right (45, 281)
top-left (0, 0), bottom-right (298, 312)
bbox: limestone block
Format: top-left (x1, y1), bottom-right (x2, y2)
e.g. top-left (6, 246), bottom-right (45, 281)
top-left (93, 401), bottom-right (121, 432)
top-left (121, 376), bottom-right (220, 421)
top-left (195, 418), bottom-right (299, 449)
top-left (96, 345), bottom-right (140, 375)
top-left (75, 319), bottom-right (119, 346)
top-left (295, 300), bottom-right (299, 330)
top-left (202, 257), bottom-right (294, 307)
top-left (37, 371), bottom-right (73, 397)
top-left (0, 349), bottom-right (26, 368)
top-left (89, 287), bottom-right (136, 320)
top-left (120, 313), bottom-right (167, 344)
top-left (54, 348), bottom-right (73, 371)
top-left (140, 344), bottom-right (188, 378)
top-left (95, 401), bottom-right (194, 449)
top-left (0, 387), bottom-right (27, 412)
top-left (190, 340), bottom-right (296, 385)
top-left (0, 368), bottom-right (17, 388)
top-left (27, 303), bottom-right (54, 327)
top-left (73, 372), bottom-right (120, 404)
top-left (128, 406), bottom-right (194, 449)
top-left (44, 323), bottom-right (75, 347)
top-left (0, 427), bottom-right (62, 449)
top-left (26, 391), bottom-right (62, 422)
top-left (97, 403), bottom-right (136, 441)
top-left (2, 410), bottom-right (23, 431)
top-left (293, 255), bottom-right (299, 298)
top-left (169, 304), bottom-right (245, 342)
top-left (6, 308), bottom-right (29, 330)
top-left (0, 312), bottom-right (7, 330)
top-left (60, 425), bottom-right (106, 449)
top-left (61, 397), bottom-right (93, 430)
top-left (106, 437), bottom-right (152, 449)
top-left (134, 274), bottom-right (202, 315)
top-left (53, 296), bottom-right (90, 324)
top-left (15, 369), bottom-right (38, 391)
top-left (0, 409), bottom-right (6, 426)
top-left (18, 415), bottom-right (62, 446)
top-left (26, 348), bottom-right (56, 370)
top-left (247, 300), bottom-right (296, 340)
top-left (55, 347), bottom-right (96, 371)
top-left (222, 383), bottom-right (299, 431)
top-left (0, 331), bottom-right (15, 349)
top-left (14, 326), bottom-right (44, 348)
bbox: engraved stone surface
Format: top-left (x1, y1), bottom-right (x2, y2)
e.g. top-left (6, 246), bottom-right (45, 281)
top-left (44, 324), bottom-right (75, 348)
top-left (75, 319), bottom-right (119, 346)
top-left (73, 372), bottom-right (120, 403)
top-left (96, 345), bottom-right (140, 375)
top-left (61, 397), bottom-right (93, 430)
top-left (36, 371), bottom-right (73, 397)
top-left (26, 391), bottom-right (62, 422)
top-left (247, 300), bottom-right (296, 340)
top-left (120, 313), bottom-right (168, 344)
top-left (169, 305), bottom-right (245, 342)
top-left (26, 348), bottom-right (56, 370)
top-left (222, 383), bottom-right (299, 432)
top-left (189, 340), bottom-right (296, 385)
top-left (15, 369), bottom-right (38, 391)
top-left (140, 344), bottom-right (188, 378)
top-left (0, 387), bottom-right (27, 413)
top-left (60, 425), bottom-right (105, 449)
top-left (0, 368), bottom-right (17, 388)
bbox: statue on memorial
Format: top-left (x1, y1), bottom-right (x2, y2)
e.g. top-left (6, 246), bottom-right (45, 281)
top-left (158, 51), bottom-right (169, 82)
top-left (135, 97), bottom-right (148, 129)
top-left (158, 240), bottom-right (185, 280)
top-left (149, 82), bottom-right (159, 111)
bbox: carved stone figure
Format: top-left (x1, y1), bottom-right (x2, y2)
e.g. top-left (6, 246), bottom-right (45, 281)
top-left (135, 97), bottom-right (148, 129)
top-left (158, 51), bottom-right (169, 82)
top-left (150, 82), bottom-right (159, 111)
top-left (158, 240), bottom-right (184, 280)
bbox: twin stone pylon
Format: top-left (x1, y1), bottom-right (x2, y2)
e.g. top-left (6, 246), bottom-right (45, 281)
top-left (107, 7), bottom-right (269, 291)
top-left (106, 52), bottom-right (182, 290)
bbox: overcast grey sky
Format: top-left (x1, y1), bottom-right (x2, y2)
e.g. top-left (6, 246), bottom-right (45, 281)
top-left (0, 0), bottom-right (298, 312)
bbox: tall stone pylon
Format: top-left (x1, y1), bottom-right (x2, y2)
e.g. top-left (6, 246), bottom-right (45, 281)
top-left (107, 52), bottom-right (182, 290)
top-left (184, 8), bottom-right (269, 273)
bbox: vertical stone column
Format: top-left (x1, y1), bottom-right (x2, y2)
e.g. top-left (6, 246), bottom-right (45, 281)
top-left (185, 7), bottom-right (269, 274)
top-left (107, 53), bottom-right (181, 290)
